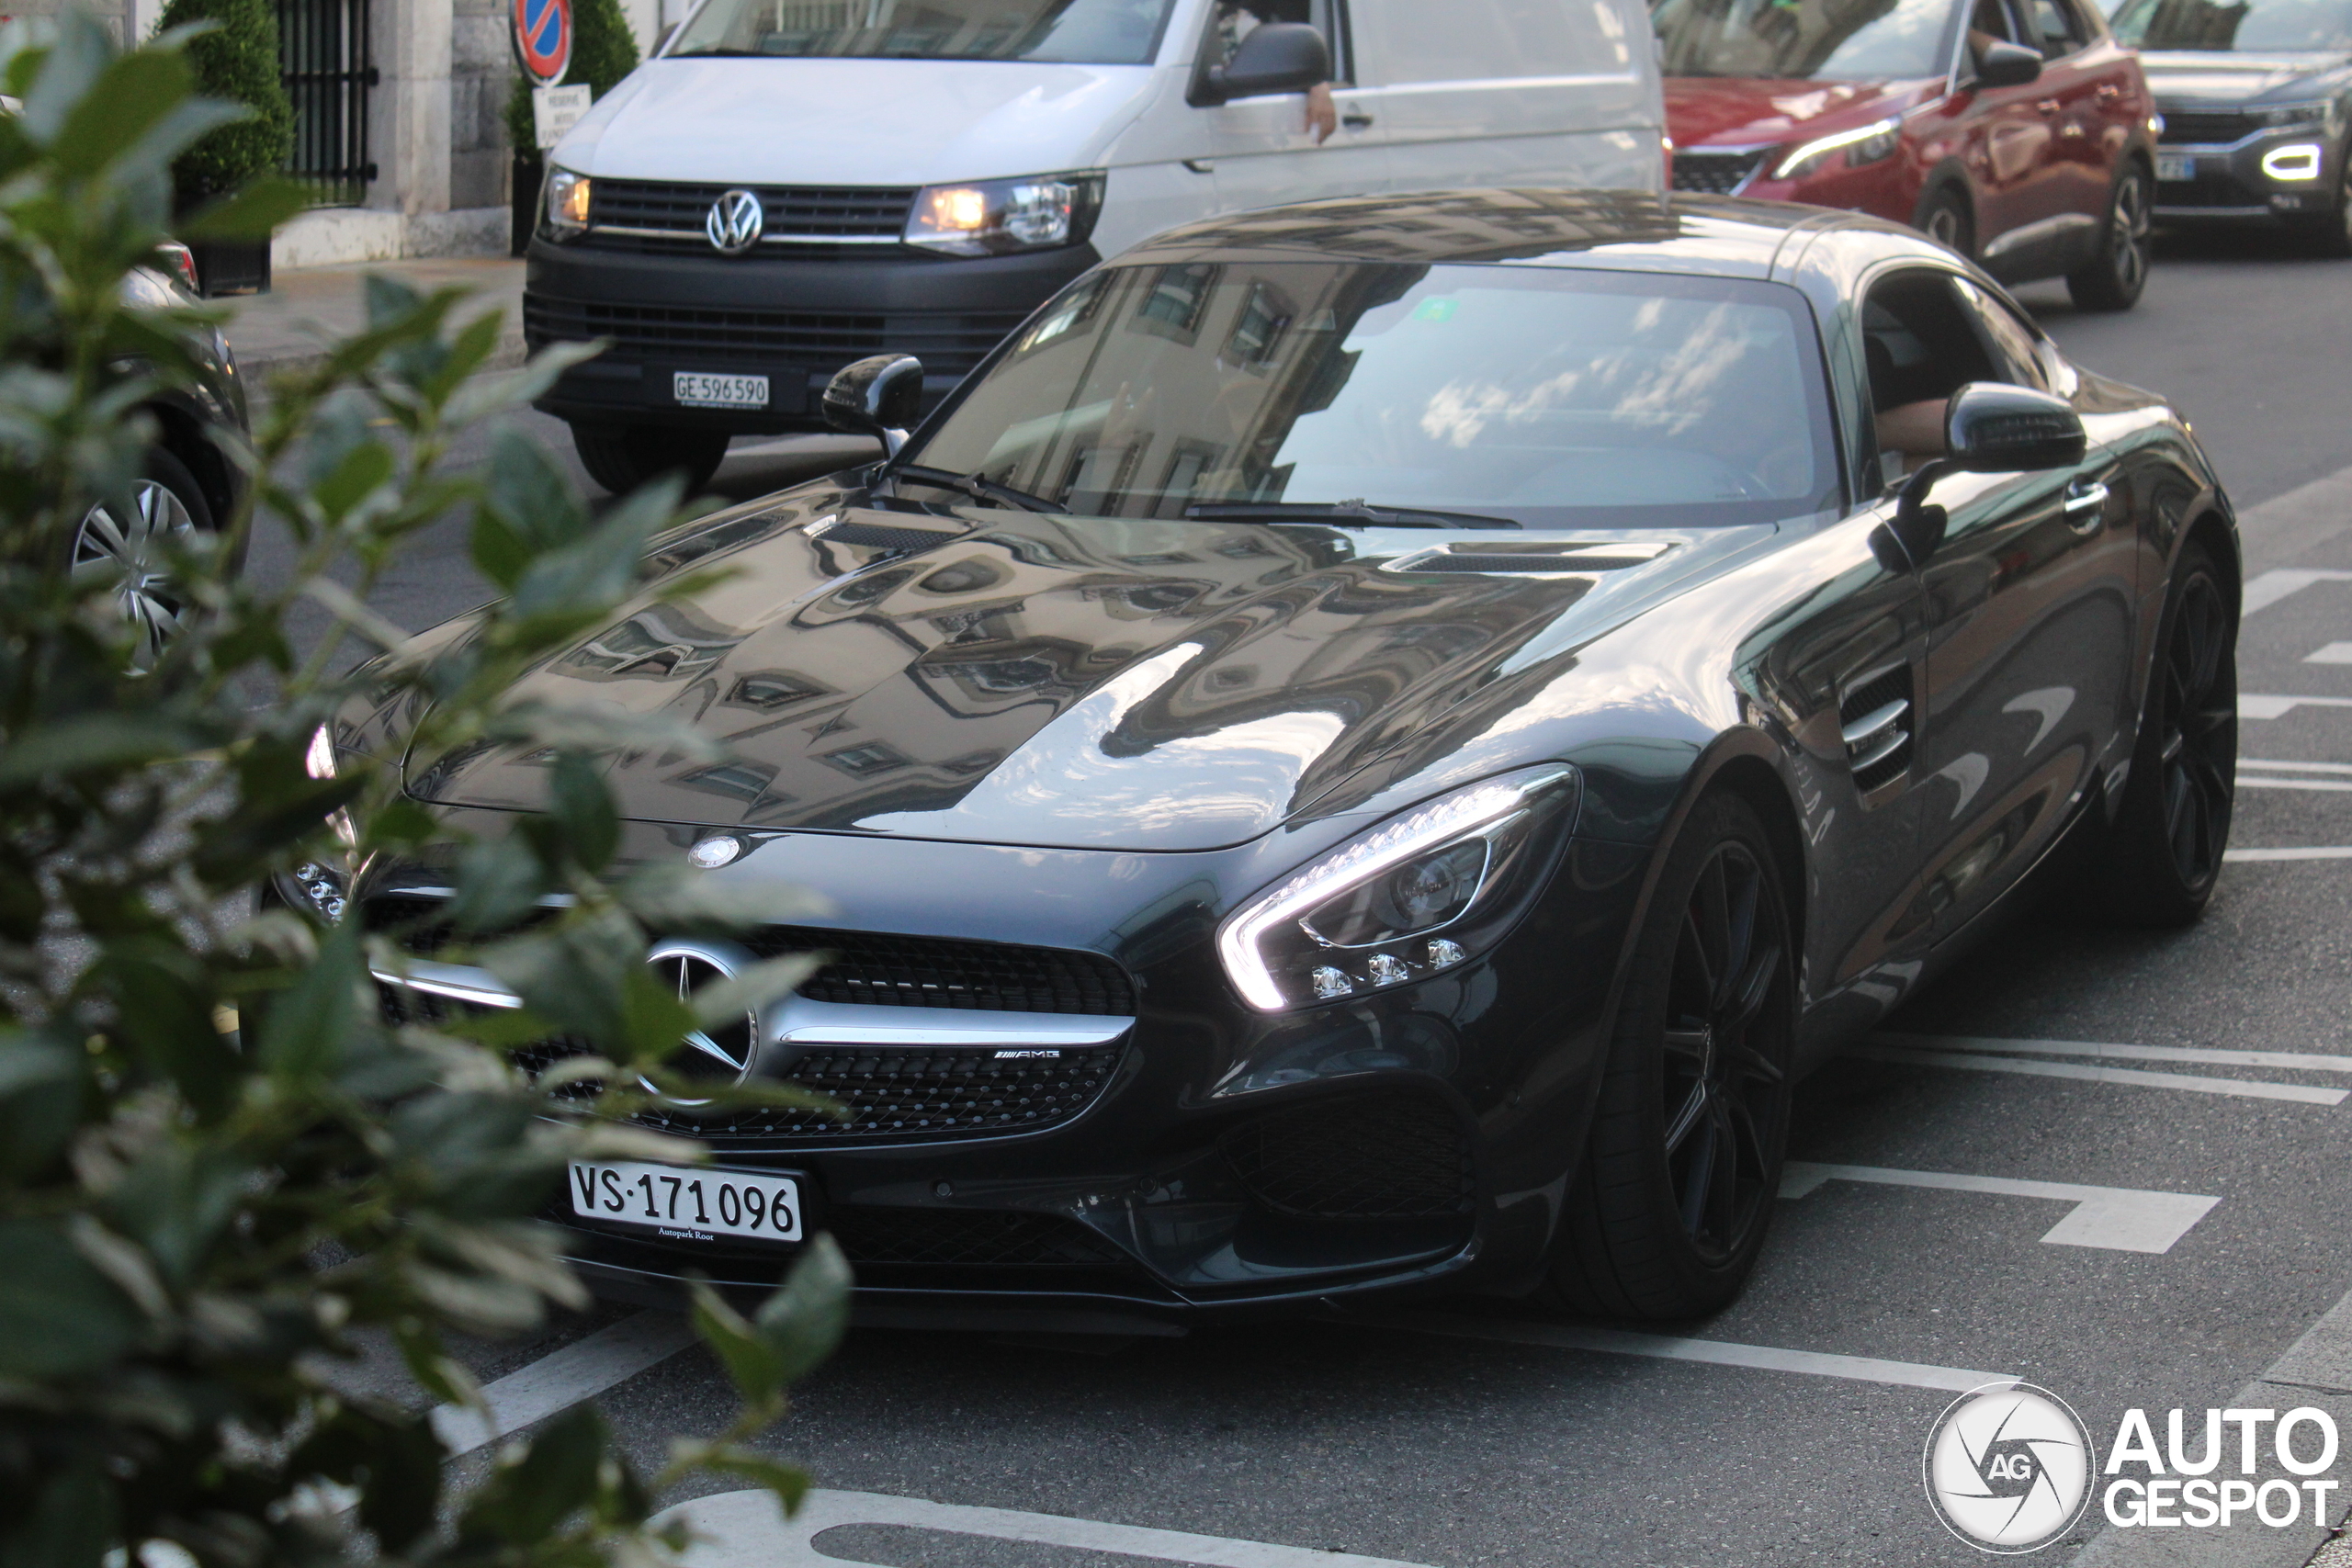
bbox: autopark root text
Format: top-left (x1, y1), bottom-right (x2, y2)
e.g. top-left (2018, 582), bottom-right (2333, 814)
top-left (2103, 1408), bottom-right (2341, 1529)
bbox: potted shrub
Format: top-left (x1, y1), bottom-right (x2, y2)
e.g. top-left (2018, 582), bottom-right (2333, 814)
top-left (508, 0), bottom-right (640, 254)
top-left (157, 0), bottom-right (295, 294)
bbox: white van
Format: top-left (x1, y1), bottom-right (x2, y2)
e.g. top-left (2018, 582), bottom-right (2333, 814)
top-left (526, 0), bottom-right (1667, 491)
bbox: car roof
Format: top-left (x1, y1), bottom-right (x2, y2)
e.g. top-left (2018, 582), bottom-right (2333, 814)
top-left (1109, 189), bottom-right (1934, 280)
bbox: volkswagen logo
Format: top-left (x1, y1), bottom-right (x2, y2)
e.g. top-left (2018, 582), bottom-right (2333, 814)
top-left (643, 938), bottom-right (761, 1105)
top-left (705, 189), bottom-right (763, 255)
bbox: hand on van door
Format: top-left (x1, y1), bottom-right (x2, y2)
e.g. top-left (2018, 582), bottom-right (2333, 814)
top-left (1304, 81), bottom-right (1336, 144)
top-left (1215, 0), bottom-right (1335, 143)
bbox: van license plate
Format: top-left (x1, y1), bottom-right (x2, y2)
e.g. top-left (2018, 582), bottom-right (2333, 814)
top-left (569, 1159), bottom-right (802, 1242)
top-left (674, 371), bottom-right (768, 409)
top-left (2155, 152), bottom-right (2193, 183)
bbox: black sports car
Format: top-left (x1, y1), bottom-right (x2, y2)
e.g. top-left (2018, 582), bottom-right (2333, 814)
top-left (350, 190), bottom-right (2238, 1329)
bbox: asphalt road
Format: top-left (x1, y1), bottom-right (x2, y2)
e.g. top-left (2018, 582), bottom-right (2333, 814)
top-left (320, 227), bottom-right (2352, 1568)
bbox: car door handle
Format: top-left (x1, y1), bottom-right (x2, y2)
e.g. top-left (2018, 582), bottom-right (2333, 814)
top-left (2063, 479), bottom-right (2109, 529)
top-left (2035, 97), bottom-right (2061, 115)
top-left (1341, 112), bottom-right (1374, 129)
top-left (2095, 82), bottom-right (2122, 101)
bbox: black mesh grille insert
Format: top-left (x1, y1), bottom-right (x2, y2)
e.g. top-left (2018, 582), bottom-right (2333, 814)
top-left (747, 927), bottom-right (1135, 1015)
top-left (630, 1041), bottom-right (1125, 1143)
top-left (1672, 150), bottom-right (1769, 194)
top-left (523, 296), bottom-right (1026, 377)
top-left (2158, 110), bottom-right (2255, 145)
top-left (1220, 1090), bottom-right (1474, 1221)
top-left (820, 520), bottom-right (959, 554)
top-left (829, 1206), bottom-right (1123, 1267)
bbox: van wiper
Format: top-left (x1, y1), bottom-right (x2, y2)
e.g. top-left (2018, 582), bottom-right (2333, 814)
top-left (890, 465), bottom-right (1060, 514)
top-left (1185, 501), bottom-right (1521, 529)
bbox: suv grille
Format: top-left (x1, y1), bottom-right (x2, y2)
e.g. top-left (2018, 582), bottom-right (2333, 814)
top-left (1220, 1090), bottom-right (1474, 1221)
top-left (523, 296), bottom-right (1025, 378)
top-left (583, 179), bottom-right (915, 254)
top-left (829, 1206), bottom-right (1124, 1267)
top-left (1672, 149), bottom-right (1770, 195)
top-left (2159, 109), bottom-right (2255, 145)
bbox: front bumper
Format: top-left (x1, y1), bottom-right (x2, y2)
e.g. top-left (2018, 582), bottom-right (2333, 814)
top-left (522, 239), bottom-right (1098, 435)
top-left (2153, 128), bottom-right (2340, 222)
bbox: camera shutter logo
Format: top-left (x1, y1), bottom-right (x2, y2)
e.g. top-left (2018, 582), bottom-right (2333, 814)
top-left (707, 190), bottom-right (764, 255)
top-left (1924, 1382), bottom-right (2098, 1553)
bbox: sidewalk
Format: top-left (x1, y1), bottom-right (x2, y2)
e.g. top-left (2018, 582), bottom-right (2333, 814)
top-left (220, 255), bottom-right (526, 387)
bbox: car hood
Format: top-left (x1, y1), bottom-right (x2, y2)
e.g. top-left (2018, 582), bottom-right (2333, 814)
top-left (1665, 75), bottom-right (1929, 148)
top-left (553, 57), bottom-right (1159, 186)
top-left (2140, 51), bottom-right (2351, 104)
top-left (404, 497), bottom-right (1731, 852)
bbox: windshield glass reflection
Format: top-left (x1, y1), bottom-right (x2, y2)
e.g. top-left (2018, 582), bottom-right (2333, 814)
top-left (2110, 0), bottom-right (2352, 50)
top-left (1653, 0), bottom-right (1957, 80)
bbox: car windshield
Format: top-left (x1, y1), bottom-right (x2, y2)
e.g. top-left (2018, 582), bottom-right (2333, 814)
top-left (902, 263), bottom-right (1838, 529)
top-left (666, 0), bottom-right (1176, 62)
top-left (2109, 0), bottom-right (2352, 51)
top-left (1653, 0), bottom-right (1957, 80)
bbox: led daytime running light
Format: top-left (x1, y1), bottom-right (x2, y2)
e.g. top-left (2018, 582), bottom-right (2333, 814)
top-left (1774, 116), bottom-right (1902, 181)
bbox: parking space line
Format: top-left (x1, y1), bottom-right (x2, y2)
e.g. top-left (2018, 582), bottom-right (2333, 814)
top-left (2241, 777), bottom-right (2352, 791)
top-left (2305, 643), bottom-right (2352, 664)
top-left (2240, 694), bottom-right (2352, 719)
top-left (430, 1310), bottom-right (695, 1458)
top-left (1875, 1031), bottom-right (2352, 1075)
top-left (665, 1485), bottom-right (1442, 1568)
top-left (1374, 1313), bottom-right (2015, 1392)
top-left (2225, 846), bottom-right (2352, 862)
top-left (1846, 1044), bottom-right (2348, 1105)
top-left (2243, 758), bottom-right (2352, 773)
top-left (1780, 1161), bottom-right (2220, 1253)
top-left (2241, 569), bottom-right (2352, 615)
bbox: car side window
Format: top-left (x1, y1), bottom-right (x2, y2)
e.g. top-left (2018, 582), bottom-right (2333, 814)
top-left (1861, 268), bottom-right (2002, 485)
top-left (2026, 0), bottom-right (2086, 57)
top-left (1204, 0), bottom-right (1352, 83)
top-left (1951, 277), bottom-right (2050, 391)
top-left (1969, 0), bottom-right (2021, 48)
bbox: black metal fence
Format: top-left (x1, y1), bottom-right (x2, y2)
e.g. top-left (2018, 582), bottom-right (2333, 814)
top-left (277, 0), bottom-right (377, 205)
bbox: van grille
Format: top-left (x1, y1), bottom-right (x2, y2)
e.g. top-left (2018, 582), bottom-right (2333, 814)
top-left (523, 296), bottom-right (1025, 378)
top-left (583, 179), bottom-right (915, 254)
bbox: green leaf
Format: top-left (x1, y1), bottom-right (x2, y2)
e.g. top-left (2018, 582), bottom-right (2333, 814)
top-left (289, 1403), bottom-right (445, 1551)
top-left (455, 1404), bottom-right (614, 1547)
top-left (548, 751), bottom-right (618, 873)
top-left (255, 916), bottom-right (367, 1080)
top-left (0, 712), bottom-right (209, 789)
top-left (95, 945), bottom-right (237, 1119)
top-left (681, 1444), bottom-right (813, 1515)
top-left (176, 175), bottom-right (310, 239)
top-left (689, 1279), bottom-right (784, 1406)
top-left (0, 1221), bottom-right (143, 1379)
top-left (0, 1461), bottom-right (120, 1568)
top-left (754, 1232), bottom-right (853, 1389)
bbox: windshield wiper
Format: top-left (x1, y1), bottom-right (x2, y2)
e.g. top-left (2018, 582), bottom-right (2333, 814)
top-left (1185, 500), bottom-right (1521, 530)
top-left (890, 464), bottom-right (1061, 514)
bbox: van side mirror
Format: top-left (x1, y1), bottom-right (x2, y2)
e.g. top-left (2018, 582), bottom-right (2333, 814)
top-left (1944, 381), bottom-right (2086, 472)
top-left (1972, 39), bottom-right (2043, 88)
top-left (822, 354), bottom-right (924, 453)
top-left (1195, 22), bottom-right (1329, 107)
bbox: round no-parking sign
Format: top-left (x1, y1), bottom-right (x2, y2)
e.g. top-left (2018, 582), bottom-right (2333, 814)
top-left (512, 0), bottom-right (572, 85)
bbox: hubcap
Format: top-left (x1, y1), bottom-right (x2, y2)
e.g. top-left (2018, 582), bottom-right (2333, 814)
top-left (1927, 205), bottom-right (1965, 252)
top-left (2155, 573), bottom-right (2235, 888)
top-left (2112, 173), bottom-right (2152, 293)
top-left (1658, 841), bottom-right (1791, 1264)
top-left (73, 479), bottom-right (194, 662)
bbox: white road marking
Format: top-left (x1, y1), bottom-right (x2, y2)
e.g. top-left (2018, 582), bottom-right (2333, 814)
top-left (1376, 1313), bottom-right (2015, 1392)
top-left (665, 1486), bottom-right (1442, 1568)
top-left (431, 1310), bottom-right (695, 1458)
top-left (1780, 1161), bottom-right (2220, 1254)
top-left (2225, 845), bottom-right (2352, 862)
top-left (2243, 758), bottom-right (2352, 773)
top-left (1847, 1044), bottom-right (2348, 1105)
top-left (1876, 1030), bottom-right (2352, 1075)
top-left (2307, 642), bottom-right (2352, 663)
top-left (2241, 776), bottom-right (2352, 791)
top-left (2242, 569), bottom-right (2352, 615)
top-left (2240, 694), bottom-right (2352, 719)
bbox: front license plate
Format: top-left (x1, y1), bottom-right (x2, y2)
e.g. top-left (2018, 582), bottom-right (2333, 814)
top-left (673, 370), bottom-right (769, 409)
top-left (2156, 152), bottom-right (2194, 182)
top-left (569, 1160), bottom-right (802, 1243)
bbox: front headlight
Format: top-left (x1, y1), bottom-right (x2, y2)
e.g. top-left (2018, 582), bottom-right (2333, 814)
top-left (1216, 765), bottom-right (1580, 1011)
top-left (904, 172), bottom-right (1104, 256)
top-left (276, 726), bottom-right (356, 922)
top-left (1774, 116), bottom-right (1903, 182)
top-left (544, 166), bottom-right (592, 241)
top-left (2255, 99), bottom-right (2332, 130)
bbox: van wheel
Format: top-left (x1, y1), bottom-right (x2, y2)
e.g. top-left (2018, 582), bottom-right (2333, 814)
top-left (571, 423), bottom-right (730, 496)
top-left (2073, 541), bottom-right (2235, 925)
top-left (2067, 164), bottom-right (2152, 311)
top-left (1917, 186), bottom-right (1975, 259)
top-left (1537, 794), bottom-right (1795, 1321)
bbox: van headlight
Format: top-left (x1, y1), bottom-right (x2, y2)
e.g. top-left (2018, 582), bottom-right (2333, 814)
top-left (1774, 116), bottom-right (1902, 181)
top-left (544, 167), bottom-right (592, 241)
top-left (1216, 765), bottom-right (1580, 1011)
top-left (904, 172), bottom-right (1104, 256)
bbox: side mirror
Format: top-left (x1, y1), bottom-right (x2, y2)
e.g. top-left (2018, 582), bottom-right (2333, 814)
top-left (1943, 381), bottom-right (2086, 472)
top-left (821, 354), bottom-right (924, 454)
top-left (1973, 39), bottom-right (2043, 88)
top-left (1196, 22), bottom-right (1329, 106)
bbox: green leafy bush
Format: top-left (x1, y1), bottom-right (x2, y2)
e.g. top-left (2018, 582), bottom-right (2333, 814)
top-left (152, 0), bottom-right (295, 205)
top-left (505, 0), bottom-right (641, 151)
top-left (0, 16), bottom-right (845, 1568)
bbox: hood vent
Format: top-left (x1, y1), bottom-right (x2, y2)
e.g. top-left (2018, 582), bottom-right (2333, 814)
top-left (812, 517), bottom-right (961, 556)
top-left (1839, 664), bottom-right (1914, 794)
top-left (1382, 541), bottom-right (1674, 577)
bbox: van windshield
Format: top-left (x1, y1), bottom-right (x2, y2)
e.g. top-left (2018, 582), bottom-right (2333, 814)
top-left (1654, 0), bottom-right (1958, 81)
top-left (667, 0), bottom-right (1177, 62)
top-left (2110, 0), bottom-right (2352, 51)
top-left (902, 263), bottom-right (1840, 530)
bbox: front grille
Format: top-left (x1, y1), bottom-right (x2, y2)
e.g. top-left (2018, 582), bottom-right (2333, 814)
top-left (828, 1206), bottom-right (1124, 1267)
top-left (583, 179), bottom-right (915, 254)
top-left (2159, 109), bottom-right (2255, 145)
top-left (1672, 149), bottom-right (1769, 195)
top-left (524, 295), bottom-right (1025, 378)
top-left (630, 1040), bottom-right (1125, 1143)
top-left (1220, 1090), bottom-right (1474, 1221)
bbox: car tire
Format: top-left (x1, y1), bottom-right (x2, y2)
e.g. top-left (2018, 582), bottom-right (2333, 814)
top-left (1537, 792), bottom-right (1796, 1321)
top-left (2066, 164), bottom-right (2153, 311)
top-left (571, 423), bottom-right (731, 496)
top-left (1917, 186), bottom-right (1975, 260)
top-left (2073, 541), bottom-right (2236, 926)
top-left (71, 446), bottom-right (215, 662)
top-left (2289, 146), bottom-right (2352, 258)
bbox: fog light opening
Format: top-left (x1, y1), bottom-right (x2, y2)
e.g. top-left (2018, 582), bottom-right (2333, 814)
top-left (2263, 142), bottom-right (2324, 182)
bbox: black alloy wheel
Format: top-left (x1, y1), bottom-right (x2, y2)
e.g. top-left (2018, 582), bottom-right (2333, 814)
top-left (2075, 543), bottom-right (2236, 924)
top-left (1540, 792), bottom-right (1795, 1320)
top-left (2067, 164), bottom-right (2152, 311)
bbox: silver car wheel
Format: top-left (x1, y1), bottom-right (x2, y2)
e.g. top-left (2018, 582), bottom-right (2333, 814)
top-left (73, 477), bottom-right (194, 661)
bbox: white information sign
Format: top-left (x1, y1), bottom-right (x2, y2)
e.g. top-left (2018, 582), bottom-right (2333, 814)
top-left (532, 83), bottom-right (592, 149)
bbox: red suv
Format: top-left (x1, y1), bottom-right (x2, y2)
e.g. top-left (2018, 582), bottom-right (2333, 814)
top-left (1655, 0), bottom-right (2160, 309)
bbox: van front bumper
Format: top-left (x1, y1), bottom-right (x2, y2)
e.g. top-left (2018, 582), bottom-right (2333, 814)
top-left (522, 239), bottom-right (1098, 434)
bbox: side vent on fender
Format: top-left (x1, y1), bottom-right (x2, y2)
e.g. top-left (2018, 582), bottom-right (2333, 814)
top-left (1839, 664), bottom-right (1913, 793)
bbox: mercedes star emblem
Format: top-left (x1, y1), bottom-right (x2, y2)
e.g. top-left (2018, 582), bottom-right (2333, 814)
top-left (642, 938), bottom-right (760, 1104)
top-left (687, 835), bottom-right (743, 869)
top-left (706, 188), bottom-right (763, 255)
